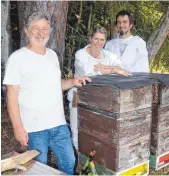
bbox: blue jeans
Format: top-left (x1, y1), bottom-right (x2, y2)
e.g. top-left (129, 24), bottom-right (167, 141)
top-left (28, 125), bottom-right (75, 175)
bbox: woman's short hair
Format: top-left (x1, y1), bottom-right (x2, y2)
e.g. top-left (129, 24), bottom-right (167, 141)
top-left (25, 12), bottom-right (50, 29)
top-left (90, 26), bottom-right (107, 39)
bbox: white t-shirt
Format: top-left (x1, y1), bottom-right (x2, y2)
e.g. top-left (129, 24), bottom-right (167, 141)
top-left (118, 35), bottom-right (133, 56)
top-left (3, 47), bottom-right (66, 133)
top-left (105, 35), bottom-right (149, 72)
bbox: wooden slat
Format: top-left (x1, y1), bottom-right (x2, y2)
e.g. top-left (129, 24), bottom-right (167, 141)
top-left (78, 85), bottom-right (152, 113)
top-left (78, 107), bottom-right (151, 146)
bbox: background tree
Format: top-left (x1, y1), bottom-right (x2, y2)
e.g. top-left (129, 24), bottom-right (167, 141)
top-left (18, 1), bottom-right (68, 71)
top-left (1, 1), bottom-right (12, 103)
top-left (65, 1), bottom-right (169, 73)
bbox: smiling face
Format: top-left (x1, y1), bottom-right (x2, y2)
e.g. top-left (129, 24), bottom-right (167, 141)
top-left (90, 32), bottom-right (106, 50)
top-left (24, 19), bottom-right (50, 47)
top-left (116, 15), bottom-right (133, 36)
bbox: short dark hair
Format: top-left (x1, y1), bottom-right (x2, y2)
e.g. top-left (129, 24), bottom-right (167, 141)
top-left (116, 10), bottom-right (134, 25)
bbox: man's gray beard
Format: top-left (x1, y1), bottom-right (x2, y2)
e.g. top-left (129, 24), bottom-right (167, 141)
top-left (119, 30), bottom-right (128, 36)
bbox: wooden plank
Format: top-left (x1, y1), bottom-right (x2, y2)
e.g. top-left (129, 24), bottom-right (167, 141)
top-left (151, 129), bottom-right (169, 156)
top-left (78, 85), bottom-right (152, 113)
top-left (2, 160), bottom-right (66, 175)
top-left (79, 131), bottom-right (150, 172)
top-left (78, 107), bottom-right (151, 146)
top-left (1, 152), bottom-right (66, 175)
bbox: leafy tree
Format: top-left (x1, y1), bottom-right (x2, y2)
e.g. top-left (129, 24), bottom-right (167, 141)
top-left (65, 1), bottom-right (169, 73)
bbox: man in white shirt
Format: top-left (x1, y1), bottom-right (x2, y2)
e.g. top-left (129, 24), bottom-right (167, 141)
top-left (3, 12), bottom-right (91, 175)
top-left (105, 10), bottom-right (149, 72)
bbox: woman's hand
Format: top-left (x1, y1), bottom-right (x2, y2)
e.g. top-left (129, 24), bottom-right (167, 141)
top-left (94, 63), bottom-right (132, 76)
top-left (112, 67), bottom-right (132, 76)
top-left (94, 63), bottom-right (111, 75)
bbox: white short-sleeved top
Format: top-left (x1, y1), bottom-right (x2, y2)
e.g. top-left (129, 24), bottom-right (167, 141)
top-left (3, 47), bottom-right (66, 132)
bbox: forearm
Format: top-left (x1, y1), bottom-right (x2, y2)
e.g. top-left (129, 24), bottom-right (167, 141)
top-left (101, 67), bottom-right (112, 75)
top-left (100, 66), bottom-right (123, 75)
top-left (61, 79), bottom-right (74, 91)
top-left (6, 86), bottom-right (23, 129)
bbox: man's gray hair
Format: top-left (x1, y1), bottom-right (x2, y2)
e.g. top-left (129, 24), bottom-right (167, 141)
top-left (26, 12), bottom-right (50, 29)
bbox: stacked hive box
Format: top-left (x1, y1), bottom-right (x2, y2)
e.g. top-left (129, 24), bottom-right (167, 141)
top-left (78, 74), bottom-right (158, 175)
top-left (150, 83), bottom-right (169, 170)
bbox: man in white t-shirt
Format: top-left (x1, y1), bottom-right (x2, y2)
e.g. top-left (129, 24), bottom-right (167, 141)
top-left (105, 10), bottom-right (149, 72)
top-left (3, 12), bottom-right (91, 175)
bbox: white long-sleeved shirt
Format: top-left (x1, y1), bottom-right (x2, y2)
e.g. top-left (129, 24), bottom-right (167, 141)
top-left (105, 35), bottom-right (149, 72)
top-left (74, 45), bottom-right (124, 77)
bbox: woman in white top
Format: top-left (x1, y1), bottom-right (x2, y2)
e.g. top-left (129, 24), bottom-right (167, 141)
top-left (68, 26), bottom-right (131, 152)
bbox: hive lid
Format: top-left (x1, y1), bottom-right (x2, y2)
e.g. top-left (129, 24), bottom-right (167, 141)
top-left (85, 73), bottom-right (168, 89)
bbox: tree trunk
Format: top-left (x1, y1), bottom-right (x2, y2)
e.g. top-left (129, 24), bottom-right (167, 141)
top-left (78, 0), bottom-right (83, 24)
top-left (18, 1), bottom-right (68, 71)
top-left (87, 2), bottom-right (93, 33)
top-left (1, 1), bottom-right (12, 71)
top-left (1, 1), bottom-right (12, 103)
top-left (147, 5), bottom-right (169, 61)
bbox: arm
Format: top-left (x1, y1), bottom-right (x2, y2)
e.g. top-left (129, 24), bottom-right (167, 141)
top-left (6, 85), bottom-right (28, 146)
top-left (74, 50), bottom-right (95, 76)
top-left (61, 77), bottom-right (92, 91)
top-left (62, 79), bottom-right (75, 91)
top-left (94, 50), bottom-right (131, 76)
top-left (94, 64), bottom-right (132, 76)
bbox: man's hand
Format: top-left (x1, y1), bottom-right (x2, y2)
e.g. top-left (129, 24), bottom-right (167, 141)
top-left (72, 76), bottom-right (92, 87)
top-left (13, 126), bottom-right (28, 146)
top-left (62, 77), bottom-right (92, 90)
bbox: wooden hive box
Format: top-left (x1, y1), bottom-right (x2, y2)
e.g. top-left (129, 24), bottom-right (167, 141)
top-left (78, 107), bottom-right (151, 172)
top-left (78, 106), bottom-right (151, 146)
top-left (151, 128), bottom-right (169, 156)
top-left (78, 74), bottom-right (158, 172)
top-left (151, 83), bottom-right (169, 157)
top-left (151, 84), bottom-right (169, 134)
top-left (78, 75), bottom-right (156, 114)
top-left (151, 105), bottom-right (169, 133)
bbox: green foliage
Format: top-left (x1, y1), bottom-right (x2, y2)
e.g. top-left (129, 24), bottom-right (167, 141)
top-left (150, 35), bottom-right (169, 73)
top-left (65, 1), bottom-right (169, 74)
